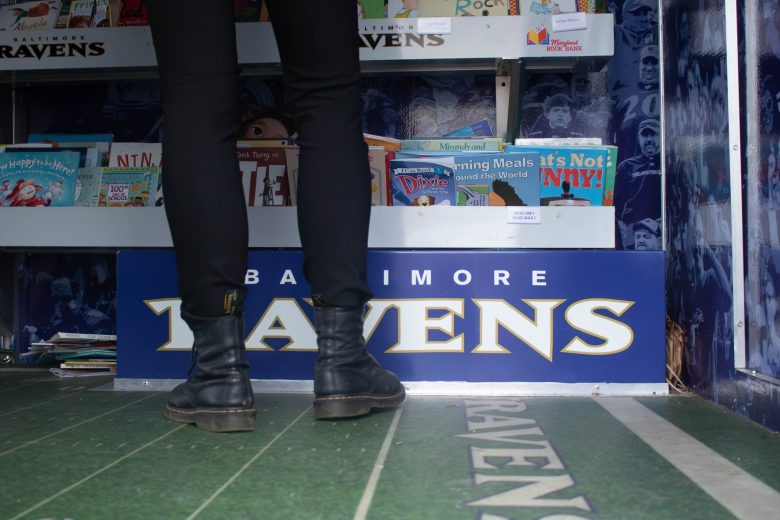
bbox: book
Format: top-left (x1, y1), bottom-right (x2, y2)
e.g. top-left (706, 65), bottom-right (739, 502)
top-left (237, 147), bottom-right (290, 206)
top-left (55, 0), bottom-right (72, 27)
top-left (47, 332), bottom-right (117, 343)
top-left (108, 142), bottom-right (162, 168)
top-left (67, 0), bottom-right (94, 28)
top-left (0, 1), bottom-right (59, 30)
top-left (115, 0), bottom-right (147, 26)
top-left (91, 0), bottom-right (110, 27)
top-left (27, 134), bottom-right (113, 166)
top-left (97, 166), bottom-right (159, 207)
top-left (0, 151), bottom-right (80, 207)
top-left (520, 0), bottom-right (578, 15)
top-left (452, 152), bottom-right (540, 206)
top-left (368, 146), bottom-right (388, 206)
top-left (388, 0), bottom-right (416, 18)
top-left (364, 134), bottom-right (402, 152)
top-left (419, 0), bottom-right (509, 17)
top-left (236, 138), bottom-right (291, 148)
top-left (390, 158), bottom-right (456, 206)
top-left (401, 138), bottom-right (503, 152)
top-left (515, 137), bottom-right (602, 146)
top-left (506, 144), bottom-right (608, 206)
top-left (443, 119), bottom-right (495, 138)
top-left (358, 0), bottom-right (386, 19)
top-left (74, 166), bottom-right (102, 207)
top-left (4, 146), bottom-right (99, 168)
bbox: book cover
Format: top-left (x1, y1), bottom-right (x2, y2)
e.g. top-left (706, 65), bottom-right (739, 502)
top-left (506, 145), bottom-right (607, 206)
top-left (443, 119), bottom-right (495, 138)
top-left (237, 147), bottom-right (290, 207)
top-left (390, 158), bottom-right (456, 206)
top-left (108, 142), bottom-right (162, 168)
top-left (520, 0), bottom-right (578, 14)
top-left (115, 0), bottom-right (147, 26)
top-left (358, 0), bottom-right (386, 19)
top-left (0, 151), bottom-right (80, 207)
top-left (388, 0), bottom-right (416, 18)
top-left (97, 166), bottom-right (159, 207)
top-left (419, 0), bottom-right (508, 17)
top-left (452, 152), bottom-right (539, 206)
top-left (67, 0), bottom-right (94, 28)
top-left (0, 1), bottom-right (59, 30)
top-left (368, 146), bottom-right (388, 206)
top-left (91, 0), bottom-right (110, 27)
top-left (4, 146), bottom-right (99, 168)
top-left (55, 0), bottom-right (72, 27)
top-left (401, 138), bottom-right (503, 152)
top-left (74, 167), bottom-right (102, 207)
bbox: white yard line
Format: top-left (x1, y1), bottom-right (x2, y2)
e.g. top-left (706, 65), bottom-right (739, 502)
top-left (0, 393), bottom-right (160, 457)
top-left (187, 405), bottom-right (312, 520)
top-left (9, 424), bottom-right (186, 520)
top-left (0, 389), bottom-right (89, 418)
top-left (353, 408), bottom-right (403, 520)
top-left (596, 397), bottom-right (780, 519)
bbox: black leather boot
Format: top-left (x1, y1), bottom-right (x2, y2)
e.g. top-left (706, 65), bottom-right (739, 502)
top-left (163, 302), bottom-right (256, 432)
top-left (313, 304), bottom-right (406, 419)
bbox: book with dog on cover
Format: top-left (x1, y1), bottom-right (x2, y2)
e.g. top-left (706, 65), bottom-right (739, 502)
top-left (389, 158), bottom-right (456, 206)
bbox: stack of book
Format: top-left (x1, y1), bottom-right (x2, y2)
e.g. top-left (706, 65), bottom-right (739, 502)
top-left (24, 331), bottom-right (117, 377)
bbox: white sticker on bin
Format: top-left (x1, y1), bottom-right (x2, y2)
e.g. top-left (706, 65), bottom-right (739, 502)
top-left (507, 207), bottom-right (541, 224)
top-left (551, 12), bottom-right (588, 32)
top-left (417, 17), bottom-right (452, 34)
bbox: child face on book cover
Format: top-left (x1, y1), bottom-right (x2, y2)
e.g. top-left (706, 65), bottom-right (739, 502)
top-left (241, 117), bottom-right (289, 139)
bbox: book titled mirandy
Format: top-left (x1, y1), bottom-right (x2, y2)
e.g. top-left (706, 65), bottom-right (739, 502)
top-left (506, 145), bottom-right (607, 206)
top-left (390, 159), bottom-right (456, 206)
top-left (0, 151), bottom-right (80, 207)
top-left (401, 138), bottom-right (503, 153)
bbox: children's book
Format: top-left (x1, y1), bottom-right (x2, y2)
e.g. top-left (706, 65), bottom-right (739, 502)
top-left (91, 0), bottom-right (111, 27)
top-left (390, 158), bottom-right (456, 206)
top-left (74, 167), bottom-right (102, 207)
top-left (0, 1), bottom-right (59, 30)
top-left (368, 146), bottom-right (388, 206)
top-left (115, 0), bottom-right (148, 26)
top-left (97, 167), bottom-right (159, 207)
top-left (358, 0), bottom-right (387, 19)
top-left (419, 0), bottom-right (508, 17)
top-left (452, 152), bottom-right (539, 206)
top-left (401, 138), bottom-right (503, 152)
top-left (237, 147), bottom-right (290, 207)
top-left (388, 0), bottom-right (416, 18)
top-left (443, 119), bottom-right (495, 138)
top-left (108, 142), bottom-right (162, 168)
top-left (67, 0), bottom-right (94, 28)
top-left (506, 144), bottom-right (608, 206)
top-left (4, 146), bottom-right (99, 168)
top-left (55, 0), bottom-right (72, 27)
top-left (364, 134), bottom-right (402, 152)
top-left (0, 151), bottom-right (80, 207)
top-left (520, 0), bottom-right (578, 15)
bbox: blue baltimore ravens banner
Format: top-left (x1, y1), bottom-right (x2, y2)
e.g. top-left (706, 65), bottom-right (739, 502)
top-left (117, 250), bottom-right (665, 388)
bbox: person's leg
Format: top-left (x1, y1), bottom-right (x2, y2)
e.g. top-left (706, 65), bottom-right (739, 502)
top-left (266, 0), bottom-right (405, 419)
top-left (147, 0), bottom-right (254, 432)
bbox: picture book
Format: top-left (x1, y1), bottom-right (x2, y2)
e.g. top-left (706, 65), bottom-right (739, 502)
top-left (443, 119), bottom-right (495, 138)
top-left (91, 0), bottom-right (110, 27)
top-left (74, 167), bottom-right (102, 207)
top-left (237, 147), bottom-right (290, 207)
top-left (236, 138), bottom-right (291, 148)
top-left (368, 146), bottom-right (388, 206)
top-left (400, 138), bottom-right (503, 153)
top-left (419, 0), bottom-right (509, 17)
top-left (358, 0), bottom-right (387, 19)
top-left (452, 152), bottom-right (539, 206)
top-left (67, 0), bottom-right (94, 28)
top-left (4, 146), bottom-right (99, 168)
top-left (390, 158), bottom-right (456, 206)
top-left (97, 167), bottom-right (159, 207)
top-left (387, 0), bottom-right (416, 18)
top-left (108, 142), bottom-right (162, 168)
top-left (520, 0), bottom-right (578, 15)
top-left (506, 145), bottom-right (608, 206)
top-left (0, 1), bottom-right (59, 30)
top-left (55, 0), bottom-right (72, 28)
top-left (0, 151), bottom-right (80, 207)
top-left (116, 0), bottom-right (148, 26)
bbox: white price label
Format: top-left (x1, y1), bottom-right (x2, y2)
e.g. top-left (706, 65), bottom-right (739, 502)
top-left (551, 12), bottom-right (587, 32)
top-left (507, 207), bottom-right (541, 224)
top-left (417, 17), bottom-right (452, 34)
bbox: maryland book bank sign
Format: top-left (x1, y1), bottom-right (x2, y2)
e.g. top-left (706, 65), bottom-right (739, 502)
top-left (117, 250), bottom-right (665, 386)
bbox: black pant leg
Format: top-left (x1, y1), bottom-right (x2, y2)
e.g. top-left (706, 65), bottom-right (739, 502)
top-left (266, 0), bottom-right (373, 308)
top-left (147, 0), bottom-right (249, 316)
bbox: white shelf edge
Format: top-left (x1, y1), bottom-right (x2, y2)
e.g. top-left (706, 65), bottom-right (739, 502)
top-left (0, 206), bottom-right (614, 249)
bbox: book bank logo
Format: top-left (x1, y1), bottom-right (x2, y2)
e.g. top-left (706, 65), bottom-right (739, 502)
top-left (527, 25), bottom-right (550, 45)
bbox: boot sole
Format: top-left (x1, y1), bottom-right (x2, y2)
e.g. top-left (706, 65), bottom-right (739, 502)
top-left (313, 388), bottom-right (406, 420)
top-left (163, 404), bottom-right (257, 432)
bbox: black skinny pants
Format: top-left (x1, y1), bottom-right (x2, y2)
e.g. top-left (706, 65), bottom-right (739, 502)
top-left (147, 0), bottom-right (373, 317)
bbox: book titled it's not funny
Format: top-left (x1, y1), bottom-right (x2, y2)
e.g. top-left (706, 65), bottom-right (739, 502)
top-left (0, 151), bottom-right (80, 207)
